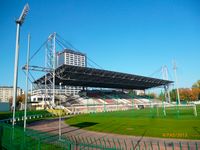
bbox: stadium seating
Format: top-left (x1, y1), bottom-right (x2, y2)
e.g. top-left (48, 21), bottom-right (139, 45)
top-left (53, 90), bottom-right (162, 113)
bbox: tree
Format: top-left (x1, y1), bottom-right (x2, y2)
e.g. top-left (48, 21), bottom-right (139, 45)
top-left (146, 93), bottom-right (157, 99)
top-left (178, 88), bottom-right (200, 101)
top-left (179, 88), bottom-right (191, 101)
top-left (170, 89), bottom-right (177, 102)
top-left (128, 90), bottom-right (137, 96)
top-left (191, 88), bottom-right (200, 100)
top-left (192, 80), bottom-right (200, 89)
top-left (9, 94), bottom-right (25, 110)
top-left (16, 94), bottom-right (25, 104)
top-left (159, 91), bottom-right (165, 101)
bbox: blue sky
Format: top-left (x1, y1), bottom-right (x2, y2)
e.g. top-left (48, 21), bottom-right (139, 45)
top-left (0, 0), bottom-right (200, 91)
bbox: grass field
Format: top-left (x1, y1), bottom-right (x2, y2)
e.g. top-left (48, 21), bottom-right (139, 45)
top-left (0, 110), bottom-right (51, 120)
top-left (65, 105), bottom-right (200, 139)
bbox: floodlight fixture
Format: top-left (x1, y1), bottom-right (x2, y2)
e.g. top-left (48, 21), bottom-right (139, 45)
top-left (16, 3), bottom-right (29, 25)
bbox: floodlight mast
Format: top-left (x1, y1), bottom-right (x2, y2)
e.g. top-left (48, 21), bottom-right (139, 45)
top-left (16, 4), bottom-right (30, 25)
top-left (12, 3), bottom-right (29, 127)
top-left (173, 60), bottom-right (180, 105)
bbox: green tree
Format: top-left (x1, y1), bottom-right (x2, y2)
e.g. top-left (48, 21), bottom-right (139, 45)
top-left (170, 89), bottom-right (177, 102)
top-left (159, 91), bottom-right (165, 101)
top-left (128, 90), bottom-right (137, 96)
top-left (192, 80), bottom-right (200, 89)
top-left (146, 93), bottom-right (157, 99)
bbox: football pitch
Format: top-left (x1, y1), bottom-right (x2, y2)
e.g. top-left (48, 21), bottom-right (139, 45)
top-left (65, 105), bottom-right (200, 139)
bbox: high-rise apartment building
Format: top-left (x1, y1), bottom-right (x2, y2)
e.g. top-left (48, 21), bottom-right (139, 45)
top-left (57, 49), bottom-right (86, 67)
top-left (0, 86), bottom-right (23, 102)
top-left (57, 49), bottom-right (86, 95)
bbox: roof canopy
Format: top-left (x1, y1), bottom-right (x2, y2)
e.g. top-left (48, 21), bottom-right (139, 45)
top-left (34, 65), bottom-right (173, 90)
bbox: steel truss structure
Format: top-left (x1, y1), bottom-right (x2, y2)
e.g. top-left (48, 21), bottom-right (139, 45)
top-left (34, 64), bottom-right (173, 90)
top-left (23, 33), bottom-right (68, 106)
top-left (162, 65), bottom-right (171, 103)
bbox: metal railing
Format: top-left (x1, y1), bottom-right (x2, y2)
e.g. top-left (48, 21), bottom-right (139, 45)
top-left (0, 123), bottom-right (199, 150)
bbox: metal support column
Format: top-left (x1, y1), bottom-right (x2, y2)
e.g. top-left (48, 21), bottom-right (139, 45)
top-left (24, 33), bottom-right (30, 131)
top-left (12, 23), bottom-right (20, 127)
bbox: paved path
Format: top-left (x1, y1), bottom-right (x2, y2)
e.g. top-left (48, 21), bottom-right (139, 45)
top-left (28, 118), bottom-right (200, 150)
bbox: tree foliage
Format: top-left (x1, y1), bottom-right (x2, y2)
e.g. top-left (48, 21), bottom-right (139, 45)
top-left (9, 94), bottom-right (25, 110)
top-left (146, 93), bottom-right (157, 99)
top-left (170, 89), bottom-right (177, 102)
top-left (159, 91), bottom-right (165, 101)
top-left (159, 88), bottom-right (200, 102)
top-left (192, 80), bottom-right (200, 89)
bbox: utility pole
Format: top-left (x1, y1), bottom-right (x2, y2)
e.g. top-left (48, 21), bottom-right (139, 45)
top-left (12, 3), bottom-right (29, 127)
top-left (173, 60), bottom-right (180, 105)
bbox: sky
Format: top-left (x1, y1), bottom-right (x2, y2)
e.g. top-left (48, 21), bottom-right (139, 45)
top-left (0, 0), bottom-right (200, 91)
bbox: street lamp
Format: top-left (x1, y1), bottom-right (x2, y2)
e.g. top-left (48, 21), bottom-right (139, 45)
top-left (12, 3), bottom-right (29, 127)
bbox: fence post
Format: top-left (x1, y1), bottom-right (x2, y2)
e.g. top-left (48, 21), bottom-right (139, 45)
top-left (124, 139), bottom-right (127, 150)
top-left (157, 141), bottom-right (160, 150)
top-left (93, 137), bottom-right (98, 147)
top-left (150, 141), bottom-right (153, 150)
top-left (117, 139), bottom-right (121, 150)
top-left (86, 136), bottom-right (90, 145)
top-left (80, 135), bottom-right (85, 144)
top-left (144, 141), bottom-right (147, 150)
top-left (164, 141), bottom-right (167, 150)
top-left (138, 142), bottom-right (141, 150)
top-left (187, 142), bottom-right (190, 150)
top-left (67, 141), bottom-right (72, 150)
top-left (37, 138), bottom-right (40, 150)
top-left (172, 142), bottom-right (174, 150)
top-left (112, 138), bottom-right (116, 149)
top-left (131, 140), bottom-right (135, 150)
top-left (98, 138), bottom-right (103, 148)
top-left (102, 138), bottom-right (106, 148)
top-left (179, 142), bottom-right (182, 150)
top-left (107, 138), bottom-right (111, 148)
top-left (89, 137), bottom-right (93, 144)
top-left (195, 142), bottom-right (198, 150)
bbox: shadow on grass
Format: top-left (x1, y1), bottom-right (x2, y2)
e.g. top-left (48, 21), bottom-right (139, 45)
top-left (70, 122), bottom-right (99, 129)
top-left (60, 122), bottom-right (99, 135)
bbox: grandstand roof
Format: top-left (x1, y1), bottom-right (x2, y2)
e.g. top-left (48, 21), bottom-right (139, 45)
top-left (34, 64), bottom-right (173, 90)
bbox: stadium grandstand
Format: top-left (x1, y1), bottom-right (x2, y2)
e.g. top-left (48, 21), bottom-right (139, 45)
top-left (31, 64), bottom-right (173, 113)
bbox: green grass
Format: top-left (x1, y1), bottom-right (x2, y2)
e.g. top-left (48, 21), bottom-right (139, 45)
top-left (0, 123), bottom-right (68, 150)
top-left (0, 110), bottom-right (52, 120)
top-left (0, 112), bottom-right (11, 120)
top-left (65, 105), bottom-right (200, 139)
